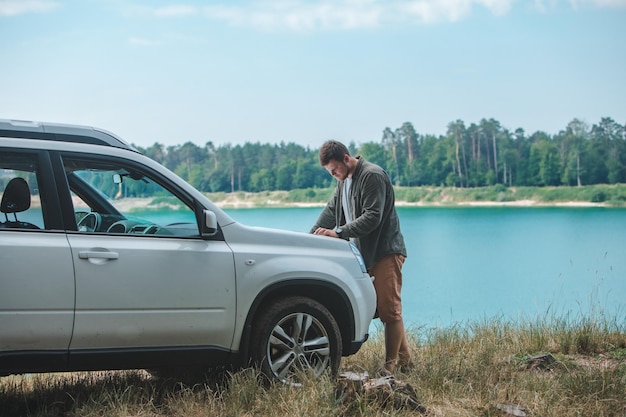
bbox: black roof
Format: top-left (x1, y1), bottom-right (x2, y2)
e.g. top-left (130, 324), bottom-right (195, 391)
top-left (0, 119), bottom-right (138, 152)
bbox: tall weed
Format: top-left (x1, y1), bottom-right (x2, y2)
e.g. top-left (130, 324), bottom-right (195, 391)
top-left (2, 314), bottom-right (624, 417)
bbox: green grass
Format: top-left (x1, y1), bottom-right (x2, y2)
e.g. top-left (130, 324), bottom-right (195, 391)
top-left (2, 314), bottom-right (624, 417)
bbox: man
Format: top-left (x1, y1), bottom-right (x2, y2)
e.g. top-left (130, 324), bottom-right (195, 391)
top-left (311, 140), bottom-right (413, 375)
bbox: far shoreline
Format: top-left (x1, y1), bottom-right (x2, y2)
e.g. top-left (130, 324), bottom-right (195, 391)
top-left (203, 185), bottom-right (625, 209)
top-left (121, 198), bottom-right (610, 211)
top-left (213, 199), bottom-right (608, 209)
top-left (113, 184), bottom-right (626, 210)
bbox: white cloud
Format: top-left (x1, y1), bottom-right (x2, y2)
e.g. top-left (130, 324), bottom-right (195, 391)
top-left (129, 0), bottom-right (626, 30)
top-left (0, 0), bottom-right (59, 17)
top-left (200, 1), bottom-right (383, 31)
top-left (198, 0), bottom-right (518, 30)
top-left (401, 0), bottom-right (515, 24)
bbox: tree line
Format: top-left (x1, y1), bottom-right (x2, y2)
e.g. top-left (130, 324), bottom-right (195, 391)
top-left (135, 117), bottom-right (625, 194)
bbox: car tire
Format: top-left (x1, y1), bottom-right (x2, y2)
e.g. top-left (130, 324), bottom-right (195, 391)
top-left (250, 296), bottom-right (342, 385)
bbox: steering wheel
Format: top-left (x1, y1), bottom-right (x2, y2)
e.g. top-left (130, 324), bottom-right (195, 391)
top-left (77, 212), bottom-right (102, 232)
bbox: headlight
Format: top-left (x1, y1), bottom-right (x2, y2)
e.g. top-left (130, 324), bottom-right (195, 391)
top-left (349, 242), bottom-right (368, 273)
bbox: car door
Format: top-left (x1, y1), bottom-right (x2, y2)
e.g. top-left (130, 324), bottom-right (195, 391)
top-left (61, 154), bottom-right (237, 353)
top-left (0, 150), bottom-right (75, 356)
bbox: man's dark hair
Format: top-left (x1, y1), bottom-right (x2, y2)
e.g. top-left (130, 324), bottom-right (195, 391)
top-left (319, 140), bottom-right (350, 166)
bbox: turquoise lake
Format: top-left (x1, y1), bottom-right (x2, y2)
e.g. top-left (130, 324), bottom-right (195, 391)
top-left (224, 206), bottom-right (626, 330)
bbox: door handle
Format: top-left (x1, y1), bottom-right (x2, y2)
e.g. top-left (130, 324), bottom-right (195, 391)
top-left (78, 251), bottom-right (119, 260)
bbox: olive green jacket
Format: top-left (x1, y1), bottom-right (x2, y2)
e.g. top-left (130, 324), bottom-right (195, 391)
top-left (310, 156), bottom-right (406, 269)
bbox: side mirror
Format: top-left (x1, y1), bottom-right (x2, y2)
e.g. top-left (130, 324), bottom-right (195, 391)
top-left (202, 209), bottom-right (218, 237)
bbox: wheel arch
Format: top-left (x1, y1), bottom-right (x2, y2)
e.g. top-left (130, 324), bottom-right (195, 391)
top-left (238, 279), bottom-right (356, 366)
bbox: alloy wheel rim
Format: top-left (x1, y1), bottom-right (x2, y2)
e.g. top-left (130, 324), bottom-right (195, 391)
top-left (266, 312), bottom-right (331, 384)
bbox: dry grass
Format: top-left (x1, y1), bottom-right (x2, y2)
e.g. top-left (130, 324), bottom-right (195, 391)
top-left (2, 315), bottom-right (625, 417)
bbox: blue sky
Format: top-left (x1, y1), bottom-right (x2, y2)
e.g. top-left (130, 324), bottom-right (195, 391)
top-left (1, 0), bottom-right (624, 149)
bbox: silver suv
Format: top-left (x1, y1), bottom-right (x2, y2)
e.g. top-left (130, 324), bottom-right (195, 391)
top-left (0, 119), bottom-right (376, 384)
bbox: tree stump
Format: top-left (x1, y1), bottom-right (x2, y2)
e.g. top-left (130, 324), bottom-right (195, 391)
top-left (525, 353), bottom-right (556, 370)
top-left (336, 372), bottom-right (427, 413)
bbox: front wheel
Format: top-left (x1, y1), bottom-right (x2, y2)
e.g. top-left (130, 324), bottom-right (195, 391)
top-left (250, 296), bottom-right (342, 385)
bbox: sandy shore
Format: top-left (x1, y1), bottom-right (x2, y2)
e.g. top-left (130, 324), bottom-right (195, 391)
top-left (110, 196), bottom-right (606, 210)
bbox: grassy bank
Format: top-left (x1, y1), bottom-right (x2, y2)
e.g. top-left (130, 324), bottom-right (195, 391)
top-left (2, 315), bottom-right (624, 417)
top-left (206, 184), bottom-right (626, 208)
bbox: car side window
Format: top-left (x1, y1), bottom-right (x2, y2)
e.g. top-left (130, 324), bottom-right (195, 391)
top-left (0, 152), bottom-right (44, 230)
top-left (63, 155), bottom-right (199, 237)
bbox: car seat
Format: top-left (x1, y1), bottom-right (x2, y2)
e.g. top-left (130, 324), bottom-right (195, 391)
top-left (0, 177), bottom-right (40, 229)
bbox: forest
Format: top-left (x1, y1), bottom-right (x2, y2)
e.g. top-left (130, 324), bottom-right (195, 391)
top-left (135, 117), bottom-right (626, 193)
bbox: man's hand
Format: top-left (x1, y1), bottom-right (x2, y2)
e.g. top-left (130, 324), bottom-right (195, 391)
top-left (313, 227), bottom-right (339, 238)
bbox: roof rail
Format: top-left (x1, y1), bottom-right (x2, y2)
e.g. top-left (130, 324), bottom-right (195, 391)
top-left (0, 119), bottom-right (138, 152)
